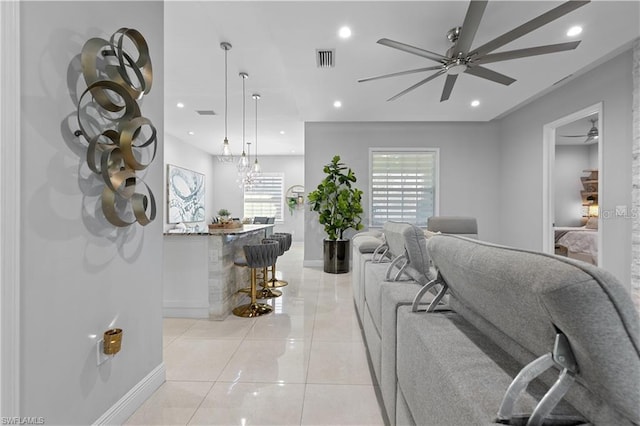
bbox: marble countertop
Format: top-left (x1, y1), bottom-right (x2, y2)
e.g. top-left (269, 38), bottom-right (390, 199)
top-left (164, 224), bottom-right (274, 236)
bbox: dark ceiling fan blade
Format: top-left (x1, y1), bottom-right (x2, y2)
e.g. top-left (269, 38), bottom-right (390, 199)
top-left (387, 69), bottom-right (446, 101)
top-left (474, 41), bottom-right (581, 65)
top-left (440, 74), bottom-right (458, 102)
top-left (469, 0), bottom-right (589, 58)
top-left (464, 65), bottom-right (516, 85)
top-left (377, 38), bottom-right (448, 63)
top-left (560, 134), bottom-right (589, 138)
top-left (358, 66), bottom-right (443, 83)
top-left (454, 0), bottom-right (488, 56)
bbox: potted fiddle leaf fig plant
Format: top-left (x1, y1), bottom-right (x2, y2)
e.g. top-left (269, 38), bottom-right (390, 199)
top-left (308, 155), bottom-right (364, 273)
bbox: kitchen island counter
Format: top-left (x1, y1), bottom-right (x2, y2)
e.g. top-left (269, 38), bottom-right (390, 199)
top-left (163, 224), bottom-right (274, 319)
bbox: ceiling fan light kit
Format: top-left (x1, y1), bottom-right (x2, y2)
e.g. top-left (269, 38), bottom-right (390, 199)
top-left (359, 0), bottom-right (589, 102)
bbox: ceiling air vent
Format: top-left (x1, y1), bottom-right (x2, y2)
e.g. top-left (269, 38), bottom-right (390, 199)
top-left (316, 49), bottom-right (335, 68)
top-left (196, 110), bottom-right (216, 116)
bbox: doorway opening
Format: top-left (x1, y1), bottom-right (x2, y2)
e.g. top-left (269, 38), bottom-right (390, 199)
top-left (542, 102), bottom-right (603, 266)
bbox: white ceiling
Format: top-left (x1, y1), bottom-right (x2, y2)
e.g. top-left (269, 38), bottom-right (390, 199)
top-left (164, 1), bottom-right (640, 156)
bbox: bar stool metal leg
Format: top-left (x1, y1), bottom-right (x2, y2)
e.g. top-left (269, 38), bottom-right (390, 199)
top-left (255, 265), bottom-right (282, 298)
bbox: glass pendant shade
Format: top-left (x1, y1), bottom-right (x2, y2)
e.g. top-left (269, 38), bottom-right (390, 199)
top-left (217, 42), bottom-right (234, 163)
top-left (238, 153), bottom-right (249, 170)
top-left (220, 138), bottom-right (232, 158)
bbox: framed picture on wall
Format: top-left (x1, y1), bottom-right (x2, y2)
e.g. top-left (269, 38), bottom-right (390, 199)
top-left (167, 164), bottom-right (206, 223)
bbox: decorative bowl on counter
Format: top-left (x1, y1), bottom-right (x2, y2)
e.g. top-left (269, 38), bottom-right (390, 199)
top-left (209, 221), bottom-right (243, 230)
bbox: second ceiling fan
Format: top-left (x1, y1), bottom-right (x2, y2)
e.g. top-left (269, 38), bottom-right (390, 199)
top-left (358, 0), bottom-right (589, 102)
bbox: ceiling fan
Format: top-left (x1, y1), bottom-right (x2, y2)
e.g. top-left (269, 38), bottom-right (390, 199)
top-left (358, 0), bottom-right (589, 102)
top-left (560, 118), bottom-right (599, 143)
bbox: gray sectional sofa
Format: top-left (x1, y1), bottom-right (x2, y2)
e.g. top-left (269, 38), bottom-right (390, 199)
top-left (352, 223), bottom-right (640, 425)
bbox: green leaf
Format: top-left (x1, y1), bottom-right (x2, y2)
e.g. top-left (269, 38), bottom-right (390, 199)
top-left (309, 155), bottom-right (364, 240)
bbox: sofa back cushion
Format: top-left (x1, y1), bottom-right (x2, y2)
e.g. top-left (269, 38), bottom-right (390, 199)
top-left (427, 216), bottom-right (478, 239)
top-left (382, 222), bottom-right (432, 284)
top-left (352, 230), bottom-right (384, 254)
top-left (427, 234), bottom-right (640, 424)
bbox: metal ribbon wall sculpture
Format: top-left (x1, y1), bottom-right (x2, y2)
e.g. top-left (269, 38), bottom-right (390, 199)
top-left (76, 28), bottom-right (157, 227)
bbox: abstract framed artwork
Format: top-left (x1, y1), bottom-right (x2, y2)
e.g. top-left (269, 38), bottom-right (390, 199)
top-left (167, 164), bottom-right (206, 223)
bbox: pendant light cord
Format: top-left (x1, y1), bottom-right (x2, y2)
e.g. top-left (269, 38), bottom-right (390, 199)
top-left (224, 47), bottom-right (228, 139)
top-left (242, 75), bottom-right (246, 152)
top-left (254, 95), bottom-right (258, 160)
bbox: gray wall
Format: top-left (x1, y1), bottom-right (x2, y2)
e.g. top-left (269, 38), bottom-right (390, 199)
top-left (554, 145), bottom-right (591, 227)
top-left (498, 48), bottom-right (634, 285)
top-left (21, 2), bottom-right (164, 423)
top-left (209, 154), bottom-right (305, 241)
top-left (304, 121), bottom-right (501, 263)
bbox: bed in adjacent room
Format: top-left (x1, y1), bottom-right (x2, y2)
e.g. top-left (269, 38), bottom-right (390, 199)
top-left (554, 220), bottom-right (598, 265)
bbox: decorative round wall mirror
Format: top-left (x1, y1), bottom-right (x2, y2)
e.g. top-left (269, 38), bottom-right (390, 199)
top-left (285, 185), bottom-right (305, 214)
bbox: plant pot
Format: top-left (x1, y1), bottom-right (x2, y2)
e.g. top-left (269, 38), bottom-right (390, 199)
top-left (323, 239), bottom-right (349, 274)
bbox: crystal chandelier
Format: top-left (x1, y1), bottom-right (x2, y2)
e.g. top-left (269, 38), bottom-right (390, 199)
top-left (217, 42), bottom-right (234, 163)
top-left (240, 141), bottom-right (257, 190)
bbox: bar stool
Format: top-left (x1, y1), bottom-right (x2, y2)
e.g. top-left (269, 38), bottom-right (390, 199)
top-left (254, 238), bottom-right (283, 299)
top-left (232, 240), bottom-right (279, 318)
top-left (262, 233), bottom-right (290, 288)
top-left (274, 232), bottom-right (292, 251)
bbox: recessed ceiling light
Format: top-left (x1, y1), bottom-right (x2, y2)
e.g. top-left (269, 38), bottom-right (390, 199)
top-left (188, 131), bottom-right (195, 135)
top-left (290, 149), bottom-right (296, 153)
top-left (176, 102), bottom-right (185, 108)
top-left (471, 100), bottom-right (480, 107)
top-left (280, 130), bottom-right (286, 135)
top-left (339, 26), bottom-right (352, 39)
top-left (333, 100), bottom-right (342, 108)
top-left (567, 26), bottom-right (582, 37)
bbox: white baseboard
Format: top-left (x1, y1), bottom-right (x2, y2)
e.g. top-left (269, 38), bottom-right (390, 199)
top-left (163, 307), bottom-right (209, 318)
top-left (303, 260), bottom-right (323, 268)
top-left (93, 363), bottom-right (165, 425)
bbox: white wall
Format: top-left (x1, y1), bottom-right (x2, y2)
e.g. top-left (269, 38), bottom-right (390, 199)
top-left (210, 155), bottom-right (305, 241)
top-left (304, 121), bottom-right (501, 263)
top-left (163, 134), bottom-right (216, 232)
top-left (21, 2), bottom-right (164, 423)
top-left (554, 145), bottom-right (591, 227)
top-left (498, 48), bottom-right (634, 286)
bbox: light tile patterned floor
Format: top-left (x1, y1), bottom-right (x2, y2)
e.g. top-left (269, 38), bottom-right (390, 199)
top-left (125, 243), bottom-right (384, 425)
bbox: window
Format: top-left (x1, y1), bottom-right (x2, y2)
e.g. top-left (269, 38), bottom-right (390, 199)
top-left (370, 149), bottom-right (439, 227)
top-left (243, 173), bottom-right (284, 221)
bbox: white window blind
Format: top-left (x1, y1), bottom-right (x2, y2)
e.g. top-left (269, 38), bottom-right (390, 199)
top-left (370, 150), bottom-right (438, 227)
top-left (243, 173), bottom-right (284, 221)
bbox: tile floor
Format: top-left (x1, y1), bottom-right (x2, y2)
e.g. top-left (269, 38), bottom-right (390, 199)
top-left (125, 242), bottom-right (385, 425)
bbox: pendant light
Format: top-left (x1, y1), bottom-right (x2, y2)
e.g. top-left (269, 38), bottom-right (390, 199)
top-left (252, 93), bottom-right (261, 174)
top-left (243, 141), bottom-right (255, 190)
top-left (237, 72), bottom-right (250, 172)
top-left (217, 42), bottom-right (234, 163)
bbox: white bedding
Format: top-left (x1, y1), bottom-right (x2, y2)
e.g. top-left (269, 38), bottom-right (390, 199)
top-left (555, 226), bottom-right (597, 262)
